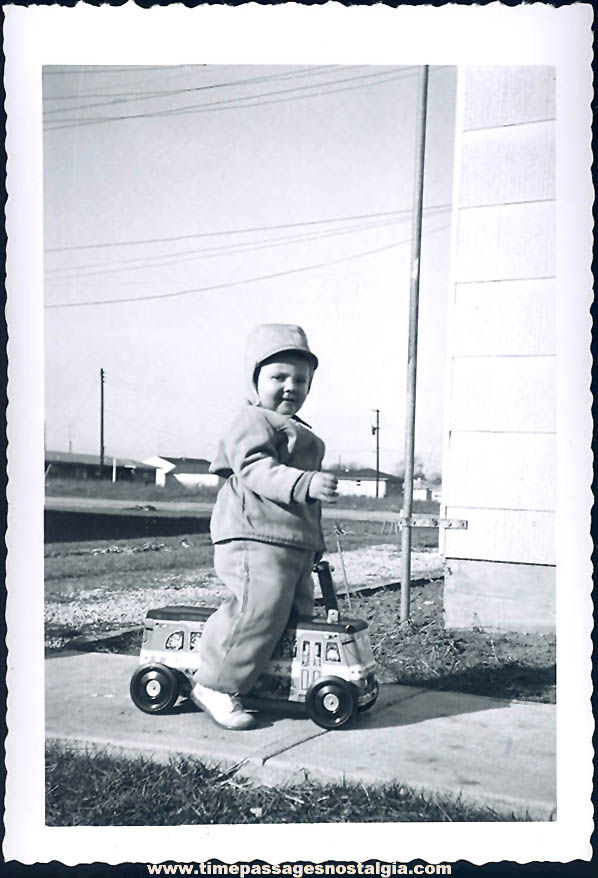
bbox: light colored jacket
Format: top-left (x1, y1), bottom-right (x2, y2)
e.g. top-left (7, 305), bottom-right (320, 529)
top-left (209, 323), bottom-right (325, 551)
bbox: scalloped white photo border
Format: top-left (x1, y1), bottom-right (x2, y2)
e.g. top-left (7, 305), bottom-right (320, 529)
top-left (3, 1), bottom-right (595, 866)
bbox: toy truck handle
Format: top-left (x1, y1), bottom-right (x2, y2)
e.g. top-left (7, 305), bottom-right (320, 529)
top-left (313, 560), bottom-right (339, 615)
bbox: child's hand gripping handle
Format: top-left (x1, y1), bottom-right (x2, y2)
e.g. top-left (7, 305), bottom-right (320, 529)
top-left (314, 560), bottom-right (339, 617)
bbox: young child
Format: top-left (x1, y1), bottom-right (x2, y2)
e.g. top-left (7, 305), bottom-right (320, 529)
top-left (190, 323), bottom-right (337, 730)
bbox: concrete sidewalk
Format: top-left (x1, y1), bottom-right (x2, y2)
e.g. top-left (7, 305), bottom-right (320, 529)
top-left (45, 653), bottom-right (556, 820)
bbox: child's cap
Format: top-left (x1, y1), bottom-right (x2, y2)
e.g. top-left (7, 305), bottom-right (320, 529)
top-left (246, 323), bottom-right (319, 373)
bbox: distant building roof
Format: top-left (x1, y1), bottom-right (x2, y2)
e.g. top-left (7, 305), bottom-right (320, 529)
top-left (337, 468), bottom-right (396, 481)
top-left (158, 456), bottom-right (212, 474)
top-left (45, 450), bottom-right (156, 471)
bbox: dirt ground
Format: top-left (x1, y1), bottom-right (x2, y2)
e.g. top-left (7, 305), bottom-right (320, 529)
top-left (44, 524), bottom-right (441, 646)
top-left (45, 513), bottom-right (555, 703)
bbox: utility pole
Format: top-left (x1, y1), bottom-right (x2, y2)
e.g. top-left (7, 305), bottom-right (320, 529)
top-left (400, 65), bottom-right (429, 623)
top-left (100, 368), bottom-right (105, 477)
top-left (371, 409), bottom-right (380, 498)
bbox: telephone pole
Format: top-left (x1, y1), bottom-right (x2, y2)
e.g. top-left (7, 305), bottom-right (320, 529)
top-left (99, 368), bottom-right (105, 477)
top-left (371, 409), bottom-right (380, 497)
top-left (400, 65), bottom-right (429, 623)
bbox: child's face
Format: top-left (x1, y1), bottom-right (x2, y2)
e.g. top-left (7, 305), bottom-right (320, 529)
top-left (256, 353), bottom-right (312, 416)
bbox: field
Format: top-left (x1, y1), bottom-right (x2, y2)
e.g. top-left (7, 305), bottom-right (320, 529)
top-left (45, 476), bottom-right (219, 502)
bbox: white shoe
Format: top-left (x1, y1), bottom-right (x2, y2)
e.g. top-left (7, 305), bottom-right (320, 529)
top-left (190, 681), bottom-right (257, 730)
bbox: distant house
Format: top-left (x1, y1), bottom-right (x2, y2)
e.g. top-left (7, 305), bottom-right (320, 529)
top-left (143, 455), bottom-right (219, 490)
top-left (45, 450), bottom-right (156, 483)
top-left (413, 478), bottom-right (433, 502)
top-left (335, 468), bottom-right (399, 498)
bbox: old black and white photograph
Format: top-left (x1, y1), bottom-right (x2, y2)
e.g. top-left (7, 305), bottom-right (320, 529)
top-left (4, 2), bottom-right (594, 869)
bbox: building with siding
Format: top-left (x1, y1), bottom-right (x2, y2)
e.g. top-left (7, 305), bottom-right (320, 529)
top-left (441, 66), bottom-right (556, 632)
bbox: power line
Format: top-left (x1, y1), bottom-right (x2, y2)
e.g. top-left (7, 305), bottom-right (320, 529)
top-left (43, 65), bottom-right (200, 75)
top-left (45, 224), bottom-right (450, 310)
top-left (44, 68), bottom-right (417, 131)
top-left (46, 214), bottom-right (413, 273)
top-left (42, 65), bottom-right (350, 113)
top-left (166, 69), bottom-right (414, 120)
top-left (45, 205), bottom-right (451, 253)
top-left (44, 215), bottom-right (412, 280)
top-left (44, 65), bottom-right (452, 132)
top-left (44, 65), bottom-right (218, 99)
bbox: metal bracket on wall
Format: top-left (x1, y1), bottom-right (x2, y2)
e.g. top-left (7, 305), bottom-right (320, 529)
top-left (400, 516), bottom-right (468, 530)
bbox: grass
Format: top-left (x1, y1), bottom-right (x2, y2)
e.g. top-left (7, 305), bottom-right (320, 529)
top-left (350, 580), bottom-right (555, 703)
top-left (45, 477), bottom-right (218, 502)
top-left (44, 531), bottom-right (219, 649)
top-left (46, 743), bottom-right (533, 825)
top-left (45, 533), bottom-right (215, 584)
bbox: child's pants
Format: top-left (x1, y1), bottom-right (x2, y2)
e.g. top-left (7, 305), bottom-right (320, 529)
top-left (196, 539), bottom-right (315, 695)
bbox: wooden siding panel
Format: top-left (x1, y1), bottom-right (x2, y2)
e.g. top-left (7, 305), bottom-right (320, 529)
top-left (444, 559), bottom-right (555, 632)
top-left (460, 122), bottom-right (555, 207)
top-left (453, 279), bottom-right (556, 356)
top-left (455, 202), bottom-right (555, 283)
top-left (463, 66), bottom-right (555, 131)
top-left (443, 507), bottom-right (555, 565)
top-left (443, 432), bottom-right (556, 511)
top-left (450, 356), bottom-right (556, 433)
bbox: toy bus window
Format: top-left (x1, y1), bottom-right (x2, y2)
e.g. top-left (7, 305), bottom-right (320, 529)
top-left (165, 630), bottom-right (184, 650)
top-left (326, 642), bottom-right (341, 662)
top-left (276, 632), bottom-right (296, 660)
top-left (356, 632), bottom-right (375, 664)
top-left (302, 641), bottom-right (310, 665)
top-left (189, 632), bottom-right (202, 651)
top-left (314, 642), bottom-right (322, 666)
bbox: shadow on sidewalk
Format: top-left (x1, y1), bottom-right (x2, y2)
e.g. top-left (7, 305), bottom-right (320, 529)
top-left (344, 686), bottom-right (512, 731)
top-left (397, 663), bottom-right (556, 704)
top-left (158, 685), bottom-right (511, 733)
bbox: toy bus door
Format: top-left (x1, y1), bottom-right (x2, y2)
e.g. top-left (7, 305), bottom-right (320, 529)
top-left (300, 636), bottom-right (323, 692)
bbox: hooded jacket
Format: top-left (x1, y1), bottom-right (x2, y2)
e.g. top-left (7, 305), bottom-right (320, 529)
top-left (209, 324), bottom-right (326, 551)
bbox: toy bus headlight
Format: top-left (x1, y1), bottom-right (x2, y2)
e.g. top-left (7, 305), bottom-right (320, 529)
top-left (165, 630), bottom-right (184, 650)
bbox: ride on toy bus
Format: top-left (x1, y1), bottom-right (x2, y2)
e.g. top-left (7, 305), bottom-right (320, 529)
top-left (130, 561), bottom-right (379, 729)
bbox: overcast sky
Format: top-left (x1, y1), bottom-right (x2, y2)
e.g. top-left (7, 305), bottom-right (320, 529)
top-left (43, 64), bottom-right (457, 475)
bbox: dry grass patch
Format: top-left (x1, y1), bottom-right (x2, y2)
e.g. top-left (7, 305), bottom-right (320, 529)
top-left (46, 743), bottom-right (533, 825)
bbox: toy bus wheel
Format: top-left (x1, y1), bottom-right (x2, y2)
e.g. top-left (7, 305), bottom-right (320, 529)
top-left (306, 677), bottom-right (357, 729)
top-left (130, 664), bottom-right (179, 714)
top-left (358, 680), bottom-right (379, 712)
